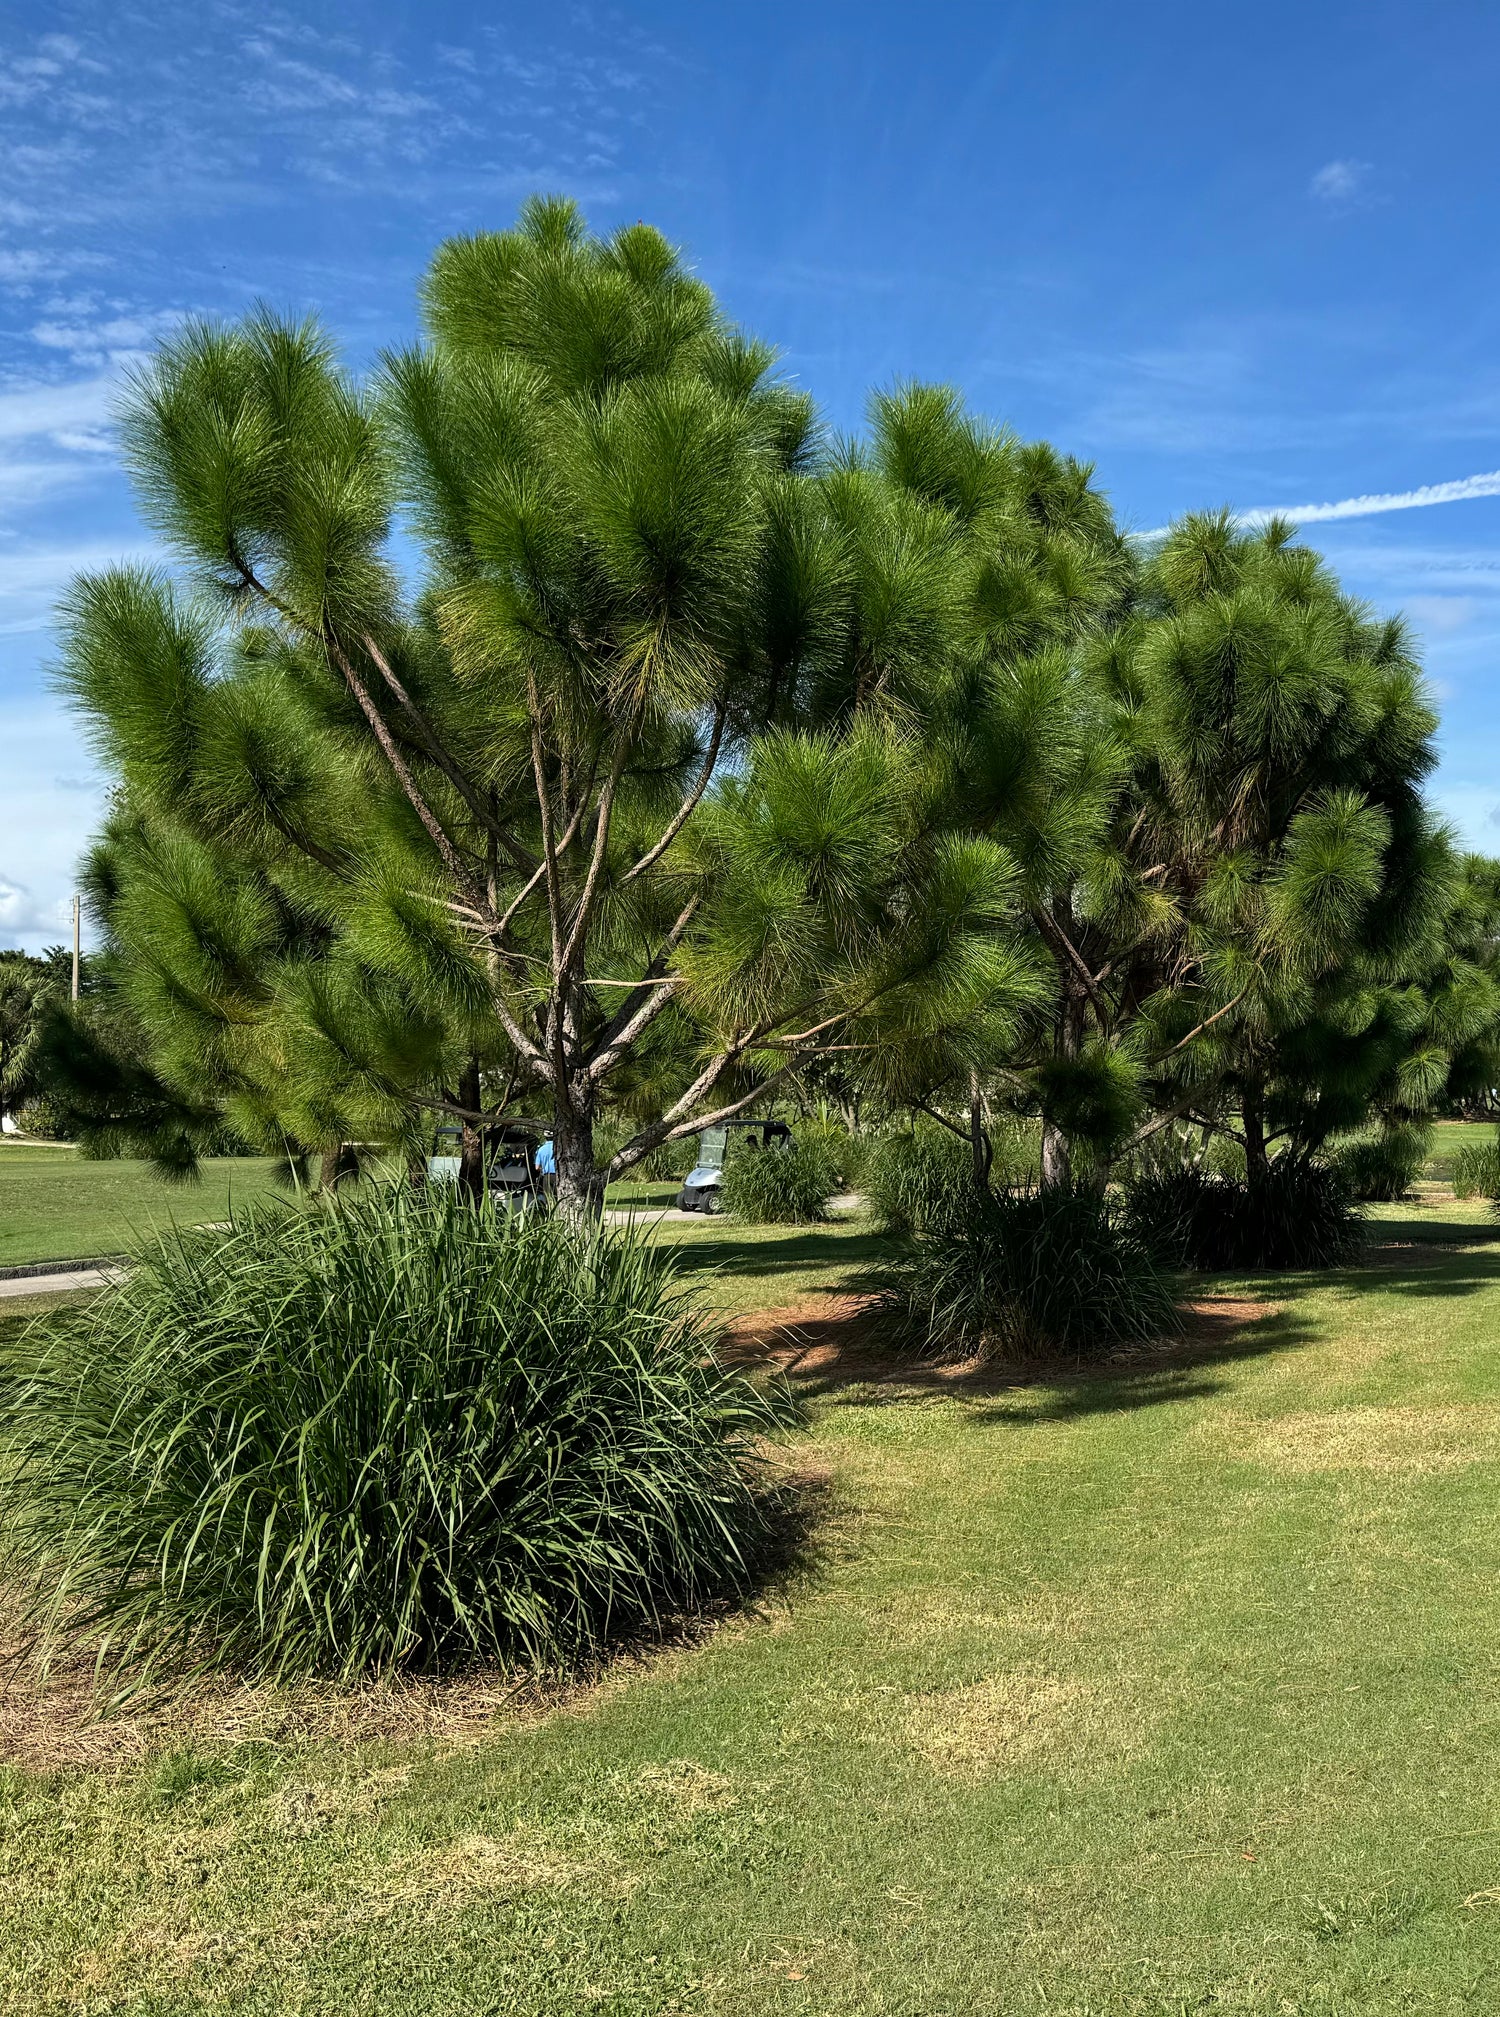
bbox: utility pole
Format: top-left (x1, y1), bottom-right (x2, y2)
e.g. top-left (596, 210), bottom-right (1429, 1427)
top-left (71, 894), bottom-right (80, 1002)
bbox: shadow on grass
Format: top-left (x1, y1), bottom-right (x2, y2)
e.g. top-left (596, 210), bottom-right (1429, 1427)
top-left (666, 1225), bottom-right (895, 1286)
top-left (743, 1286), bottom-right (1319, 1426)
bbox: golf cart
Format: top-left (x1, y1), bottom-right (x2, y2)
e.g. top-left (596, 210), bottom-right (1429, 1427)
top-left (427, 1120), bottom-right (554, 1212)
top-left (677, 1118), bottom-right (792, 1213)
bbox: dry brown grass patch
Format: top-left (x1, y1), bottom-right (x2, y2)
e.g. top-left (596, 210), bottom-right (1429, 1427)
top-left (902, 1669), bottom-right (1100, 1778)
top-left (1210, 1402), bottom-right (1500, 1474)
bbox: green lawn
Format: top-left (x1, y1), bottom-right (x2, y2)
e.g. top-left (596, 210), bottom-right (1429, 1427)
top-left (0, 1147), bottom-right (683, 1272)
top-left (1423, 1117), bottom-right (1496, 1181)
top-left (10, 1201), bottom-right (1500, 2010)
top-left (0, 1143), bottom-right (287, 1269)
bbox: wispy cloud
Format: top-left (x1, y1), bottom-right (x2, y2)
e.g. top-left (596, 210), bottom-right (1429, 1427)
top-left (1310, 158), bottom-right (1372, 206)
top-left (1134, 469), bottom-right (1500, 540)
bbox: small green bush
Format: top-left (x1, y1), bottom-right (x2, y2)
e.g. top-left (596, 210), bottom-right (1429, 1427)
top-left (795, 1118), bottom-right (866, 1189)
top-left (1452, 1133), bottom-right (1500, 1200)
top-left (1124, 1158), bottom-right (1361, 1270)
top-left (880, 1183), bottom-right (1177, 1361)
top-left (1331, 1123), bottom-right (1431, 1202)
top-left (0, 1187), bottom-right (782, 1686)
top-left (720, 1135), bottom-right (840, 1224)
top-left (864, 1126), bottom-right (977, 1237)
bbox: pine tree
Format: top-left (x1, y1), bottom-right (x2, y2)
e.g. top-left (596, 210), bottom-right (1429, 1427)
top-left (57, 201), bottom-right (1032, 1217)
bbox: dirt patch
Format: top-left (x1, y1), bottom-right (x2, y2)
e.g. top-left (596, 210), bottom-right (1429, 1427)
top-left (722, 1290), bottom-right (1280, 1394)
top-left (1210, 1402), bottom-right (1500, 1475)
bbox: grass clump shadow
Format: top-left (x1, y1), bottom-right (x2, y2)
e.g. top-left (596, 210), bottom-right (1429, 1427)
top-left (0, 1184), bottom-right (795, 1696)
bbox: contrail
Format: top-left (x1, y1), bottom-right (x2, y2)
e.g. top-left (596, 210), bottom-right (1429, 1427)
top-left (1132, 468), bottom-right (1500, 542)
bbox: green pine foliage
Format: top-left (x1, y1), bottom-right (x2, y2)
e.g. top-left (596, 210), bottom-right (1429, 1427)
top-left (0, 1188), bottom-right (783, 1685)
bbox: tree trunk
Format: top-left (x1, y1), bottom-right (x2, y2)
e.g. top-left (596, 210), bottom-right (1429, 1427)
top-left (1242, 1079), bottom-right (1269, 1192)
top-left (1040, 1119), bottom-right (1071, 1189)
top-left (553, 1099), bottom-right (606, 1225)
top-left (319, 1144), bottom-right (344, 1192)
top-left (458, 1058), bottom-right (485, 1200)
top-left (969, 1070), bottom-right (993, 1194)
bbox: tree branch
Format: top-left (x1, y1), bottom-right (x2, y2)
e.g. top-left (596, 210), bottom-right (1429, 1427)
top-left (619, 699), bottom-right (727, 884)
top-left (362, 633), bottom-right (535, 872)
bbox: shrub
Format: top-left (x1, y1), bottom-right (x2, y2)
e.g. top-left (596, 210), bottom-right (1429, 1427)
top-left (1124, 1158), bottom-right (1361, 1270)
top-left (0, 1187), bottom-right (783, 1686)
top-left (795, 1117), bottom-right (866, 1190)
top-left (880, 1182), bottom-right (1177, 1362)
top-left (1331, 1123), bottom-right (1431, 1202)
top-left (1452, 1132), bottom-right (1500, 1200)
top-left (864, 1125), bottom-right (977, 1237)
top-left (720, 1134), bottom-right (840, 1224)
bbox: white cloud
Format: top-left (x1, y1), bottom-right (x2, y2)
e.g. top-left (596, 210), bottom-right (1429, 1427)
top-left (1133, 469), bottom-right (1500, 541)
top-left (0, 874), bottom-right (72, 948)
top-left (1310, 158), bottom-right (1372, 205)
top-left (0, 536), bottom-right (158, 635)
top-left (0, 374), bottom-right (115, 443)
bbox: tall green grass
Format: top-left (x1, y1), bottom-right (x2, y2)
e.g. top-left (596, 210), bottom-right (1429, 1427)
top-left (0, 1187), bottom-right (784, 1687)
top-left (881, 1183), bottom-right (1177, 1361)
top-left (1453, 1130), bottom-right (1500, 1200)
top-left (1123, 1157), bottom-right (1361, 1269)
top-left (719, 1135), bottom-right (840, 1223)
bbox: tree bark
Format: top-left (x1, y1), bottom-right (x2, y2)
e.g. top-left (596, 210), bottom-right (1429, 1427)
top-left (458, 1058), bottom-right (485, 1200)
top-left (969, 1069), bottom-right (993, 1194)
top-left (553, 1096), bottom-right (605, 1225)
top-left (1040, 1119), bottom-right (1071, 1189)
top-left (1242, 1078), bottom-right (1269, 1192)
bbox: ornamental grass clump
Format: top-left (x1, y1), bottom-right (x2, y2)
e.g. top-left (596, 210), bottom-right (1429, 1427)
top-left (1331, 1123), bottom-right (1432, 1203)
top-left (1452, 1132), bottom-right (1500, 1201)
top-left (881, 1183), bottom-right (1177, 1363)
top-left (719, 1135), bottom-right (840, 1224)
top-left (0, 1186), bottom-right (783, 1688)
top-left (1124, 1158), bottom-right (1361, 1271)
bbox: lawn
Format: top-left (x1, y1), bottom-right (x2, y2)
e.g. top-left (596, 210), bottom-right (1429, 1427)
top-left (8, 1198), bottom-right (1500, 2011)
top-left (0, 1146), bottom-right (685, 1272)
top-left (0, 1144), bottom-right (284, 1270)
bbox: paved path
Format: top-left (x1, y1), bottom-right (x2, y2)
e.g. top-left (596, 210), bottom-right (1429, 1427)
top-left (0, 1264), bottom-right (122, 1300)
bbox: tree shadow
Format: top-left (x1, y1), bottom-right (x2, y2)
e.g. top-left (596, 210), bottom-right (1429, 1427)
top-left (665, 1225), bottom-right (894, 1285)
top-left (736, 1288), bottom-right (1318, 1427)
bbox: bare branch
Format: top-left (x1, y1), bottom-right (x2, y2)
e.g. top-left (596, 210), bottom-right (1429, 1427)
top-left (606, 1059), bottom-right (803, 1179)
top-left (619, 699), bottom-right (727, 884)
top-left (362, 633), bottom-right (536, 872)
top-left (1147, 986), bottom-right (1248, 1065)
top-left (328, 638), bottom-right (491, 917)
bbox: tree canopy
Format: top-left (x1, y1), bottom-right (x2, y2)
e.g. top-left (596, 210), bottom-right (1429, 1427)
top-left (46, 198), bottom-right (1489, 1206)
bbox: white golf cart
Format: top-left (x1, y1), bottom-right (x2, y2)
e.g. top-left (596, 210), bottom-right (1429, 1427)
top-left (677, 1118), bottom-right (792, 1213)
top-left (427, 1120), bottom-right (554, 1212)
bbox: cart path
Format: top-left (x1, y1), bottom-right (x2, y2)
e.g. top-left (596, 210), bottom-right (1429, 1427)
top-left (0, 1264), bottom-right (122, 1299)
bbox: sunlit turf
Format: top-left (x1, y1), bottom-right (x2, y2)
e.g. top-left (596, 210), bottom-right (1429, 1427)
top-left (8, 1197), bottom-right (1500, 2009)
top-left (1422, 1117), bottom-right (1496, 1181)
top-left (0, 1143), bottom-right (284, 1270)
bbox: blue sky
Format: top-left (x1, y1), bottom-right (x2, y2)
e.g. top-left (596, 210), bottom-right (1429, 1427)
top-left (4, 0), bottom-right (1500, 948)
